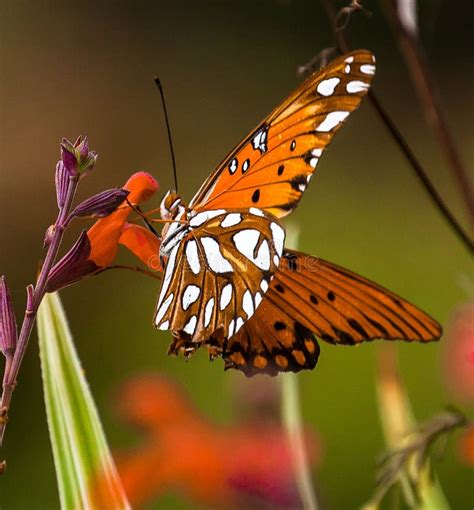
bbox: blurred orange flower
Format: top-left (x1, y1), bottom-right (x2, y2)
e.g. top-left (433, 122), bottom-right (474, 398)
top-left (47, 172), bottom-right (161, 292)
top-left (458, 424), bottom-right (474, 467)
top-left (442, 301), bottom-right (474, 404)
top-left (106, 375), bottom-right (320, 509)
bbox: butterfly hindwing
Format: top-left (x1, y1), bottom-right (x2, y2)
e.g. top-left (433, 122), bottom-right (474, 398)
top-left (189, 50), bottom-right (376, 218)
top-left (203, 249), bottom-right (441, 376)
top-left (154, 209), bottom-right (285, 342)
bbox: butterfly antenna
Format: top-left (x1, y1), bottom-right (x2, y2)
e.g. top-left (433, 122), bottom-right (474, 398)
top-left (154, 77), bottom-right (179, 193)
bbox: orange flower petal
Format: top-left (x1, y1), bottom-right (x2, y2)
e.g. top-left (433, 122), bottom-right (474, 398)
top-left (88, 172), bottom-right (159, 267)
top-left (124, 172), bottom-right (159, 204)
top-left (119, 224), bottom-right (161, 272)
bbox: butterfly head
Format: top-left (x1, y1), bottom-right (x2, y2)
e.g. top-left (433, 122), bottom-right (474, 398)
top-left (160, 190), bottom-right (184, 220)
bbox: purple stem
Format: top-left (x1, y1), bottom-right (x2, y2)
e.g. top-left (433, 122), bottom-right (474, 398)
top-left (0, 176), bottom-right (79, 445)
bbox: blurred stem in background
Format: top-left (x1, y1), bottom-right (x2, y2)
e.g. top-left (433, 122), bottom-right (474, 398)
top-left (319, 0), bottom-right (473, 253)
top-left (382, 0), bottom-right (474, 229)
top-left (362, 345), bottom-right (458, 510)
top-left (281, 224), bottom-right (318, 510)
top-left (282, 374), bottom-right (318, 510)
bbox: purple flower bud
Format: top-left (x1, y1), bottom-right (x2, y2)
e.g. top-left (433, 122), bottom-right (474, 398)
top-left (79, 150), bottom-right (98, 176)
top-left (60, 136), bottom-right (98, 177)
top-left (71, 188), bottom-right (130, 219)
top-left (60, 139), bottom-right (79, 177)
top-left (55, 161), bottom-right (70, 208)
top-left (0, 276), bottom-right (18, 357)
top-left (74, 135), bottom-right (89, 160)
top-left (46, 231), bottom-right (99, 292)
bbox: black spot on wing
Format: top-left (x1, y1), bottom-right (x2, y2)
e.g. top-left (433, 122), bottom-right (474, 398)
top-left (252, 189), bottom-right (260, 203)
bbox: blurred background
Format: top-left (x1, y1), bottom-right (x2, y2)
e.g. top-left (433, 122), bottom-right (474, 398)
top-left (1, 0), bottom-right (472, 508)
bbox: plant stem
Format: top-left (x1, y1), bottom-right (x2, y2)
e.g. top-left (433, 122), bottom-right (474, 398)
top-left (0, 176), bottom-right (79, 446)
top-left (382, 0), bottom-right (473, 229)
top-left (281, 374), bottom-right (318, 510)
top-left (319, 0), bottom-right (473, 254)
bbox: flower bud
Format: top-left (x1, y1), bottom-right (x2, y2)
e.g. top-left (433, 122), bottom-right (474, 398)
top-left (74, 135), bottom-right (90, 160)
top-left (60, 139), bottom-right (79, 177)
top-left (46, 231), bottom-right (98, 292)
top-left (60, 136), bottom-right (98, 177)
top-left (0, 276), bottom-right (18, 357)
top-left (55, 161), bottom-right (70, 208)
top-left (71, 188), bottom-right (130, 219)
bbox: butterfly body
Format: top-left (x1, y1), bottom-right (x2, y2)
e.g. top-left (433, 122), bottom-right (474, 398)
top-left (154, 50), bottom-right (442, 376)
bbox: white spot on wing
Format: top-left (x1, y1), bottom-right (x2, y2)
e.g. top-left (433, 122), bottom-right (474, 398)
top-left (309, 158), bottom-right (318, 168)
top-left (242, 290), bottom-right (254, 318)
top-left (360, 64), bottom-right (375, 75)
top-left (156, 244), bottom-right (179, 310)
top-left (255, 240), bottom-right (270, 270)
top-left (220, 213), bottom-right (242, 228)
top-left (249, 207), bottom-right (264, 217)
top-left (182, 285), bottom-right (200, 311)
top-left (158, 320), bottom-right (169, 330)
top-left (220, 283), bottom-right (233, 310)
top-left (344, 64), bottom-right (351, 74)
top-left (183, 315), bottom-right (197, 335)
top-left (316, 77), bottom-right (340, 97)
top-left (345, 56), bottom-right (354, 63)
top-left (273, 254), bottom-right (280, 266)
top-left (228, 158), bottom-right (238, 174)
top-left (346, 80), bottom-right (369, 93)
top-left (312, 148), bottom-right (322, 157)
top-left (201, 237), bottom-right (233, 273)
top-left (228, 319), bottom-right (235, 337)
top-left (252, 127), bottom-right (268, 153)
top-left (242, 159), bottom-right (250, 172)
top-left (233, 229), bottom-right (259, 258)
top-left (270, 222), bottom-right (285, 256)
top-left (235, 317), bottom-right (245, 333)
top-left (316, 111), bottom-right (350, 132)
top-left (233, 229), bottom-right (271, 270)
top-left (260, 279), bottom-right (268, 293)
top-left (155, 292), bottom-right (174, 326)
top-left (189, 209), bottom-right (226, 228)
top-left (204, 298), bottom-right (214, 328)
top-left (254, 291), bottom-right (263, 308)
top-left (185, 240), bottom-right (200, 275)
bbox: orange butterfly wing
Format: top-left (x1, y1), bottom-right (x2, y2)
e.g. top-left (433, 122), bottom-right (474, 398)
top-left (217, 250), bottom-right (441, 376)
top-left (189, 50), bottom-right (376, 217)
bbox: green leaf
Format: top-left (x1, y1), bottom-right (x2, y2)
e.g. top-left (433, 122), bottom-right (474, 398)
top-left (38, 292), bottom-right (130, 509)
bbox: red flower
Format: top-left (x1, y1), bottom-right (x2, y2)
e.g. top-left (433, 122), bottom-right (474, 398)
top-left (47, 172), bottom-right (161, 292)
top-left (104, 375), bottom-right (320, 509)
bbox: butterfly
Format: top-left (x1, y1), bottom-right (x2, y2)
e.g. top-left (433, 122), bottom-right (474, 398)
top-left (154, 50), bottom-right (442, 376)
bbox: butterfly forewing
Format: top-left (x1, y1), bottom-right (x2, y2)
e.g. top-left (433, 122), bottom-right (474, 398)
top-left (204, 250), bottom-right (441, 376)
top-left (154, 209), bottom-right (285, 342)
top-left (189, 50), bottom-right (376, 217)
